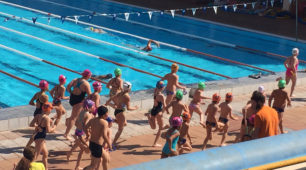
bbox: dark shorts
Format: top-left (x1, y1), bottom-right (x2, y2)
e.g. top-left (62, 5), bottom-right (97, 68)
top-left (219, 117), bottom-right (229, 124)
top-left (33, 108), bottom-right (42, 117)
top-left (53, 98), bottom-right (61, 106)
top-left (179, 137), bottom-right (186, 145)
top-left (206, 121), bottom-right (216, 127)
top-left (273, 107), bottom-right (285, 114)
top-left (89, 141), bottom-right (103, 158)
top-left (75, 129), bottom-right (84, 137)
top-left (165, 90), bottom-right (174, 96)
top-left (114, 109), bottom-right (124, 116)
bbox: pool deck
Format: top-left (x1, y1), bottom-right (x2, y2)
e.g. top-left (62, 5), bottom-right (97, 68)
top-left (0, 72), bottom-right (306, 169)
top-left (110, 0), bottom-right (306, 42)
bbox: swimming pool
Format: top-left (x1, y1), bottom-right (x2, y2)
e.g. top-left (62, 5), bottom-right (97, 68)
top-left (0, 0), bottom-right (305, 108)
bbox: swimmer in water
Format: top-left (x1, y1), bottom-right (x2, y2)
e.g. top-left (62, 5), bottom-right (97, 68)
top-left (143, 39), bottom-right (160, 52)
top-left (89, 27), bottom-right (107, 34)
top-left (125, 39), bottom-right (160, 52)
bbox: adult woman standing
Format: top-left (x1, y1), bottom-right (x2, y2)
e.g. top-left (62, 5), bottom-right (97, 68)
top-left (64, 69), bottom-right (92, 139)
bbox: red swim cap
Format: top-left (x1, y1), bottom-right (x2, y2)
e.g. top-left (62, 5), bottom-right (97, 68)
top-left (212, 93), bottom-right (221, 103)
top-left (39, 80), bottom-right (49, 90)
top-left (59, 75), bottom-right (66, 83)
top-left (226, 92), bottom-right (233, 102)
top-left (82, 69), bottom-right (92, 77)
top-left (42, 102), bottom-right (53, 113)
top-left (93, 81), bottom-right (102, 91)
top-left (181, 111), bottom-right (191, 121)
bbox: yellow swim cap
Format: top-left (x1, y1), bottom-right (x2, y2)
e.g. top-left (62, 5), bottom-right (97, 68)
top-left (171, 63), bottom-right (179, 72)
top-left (90, 27), bottom-right (94, 31)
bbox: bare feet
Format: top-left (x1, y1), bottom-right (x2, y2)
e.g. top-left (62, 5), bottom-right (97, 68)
top-left (220, 143), bottom-right (227, 147)
top-left (66, 152), bottom-right (71, 161)
top-left (152, 143), bottom-right (162, 147)
top-left (281, 130), bottom-right (288, 134)
top-left (75, 166), bottom-right (83, 170)
top-left (64, 134), bottom-right (73, 141)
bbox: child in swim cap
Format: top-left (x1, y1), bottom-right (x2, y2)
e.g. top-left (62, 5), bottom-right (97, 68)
top-left (161, 117), bottom-right (181, 159)
top-left (88, 81), bottom-right (102, 108)
top-left (178, 111), bottom-right (192, 154)
top-left (114, 68), bottom-right (122, 77)
top-left (268, 79), bottom-right (291, 134)
top-left (146, 80), bottom-right (166, 147)
top-left (50, 75), bottom-right (69, 126)
top-left (175, 90), bottom-right (183, 100)
top-left (202, 93), bottom-right (221, 150)
top-left (217, 92), bottom-right (237, 146)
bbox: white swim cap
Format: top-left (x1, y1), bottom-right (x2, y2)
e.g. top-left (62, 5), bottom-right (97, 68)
top-left (123, 81), bottom-right (132, 91)
top-left (258, 85), bottom-right (265, 93)
top-left (292, 48), bottom-right (299, 56)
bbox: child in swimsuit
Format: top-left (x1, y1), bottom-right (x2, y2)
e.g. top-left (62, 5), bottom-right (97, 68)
top-left (27, 80), bottom-right (49, 147)
top-left (145, 81), bottom-right (167, 147)
top-left (107, 68), bottom-right (123, 97)
top-left (88, 81), bottom-right (102, 109)
top-left (161, 117), bottom-right (182, 159)
top-left (189, 81), bottom-right (210, 127)
top-left (268, 80), bottom-right (291, 134)
top-left (217, 93), bottom-right (237, 146)
top-left (178, 112), bottom-right (192, 154)
top-left (105, 81), bottom-right (139, 147)
top-left (202, 93), bottom-right (220, 150)
top-left (33, 102), bottom-right (56, 170)
top-left (164, 90), bottom-right (188, 127)
top-left (50, 75), bottom-right (69, 126)
top-left (29, 80), bottom-right (49, 122)
top-left (67, 99), bottom-right (95, 170)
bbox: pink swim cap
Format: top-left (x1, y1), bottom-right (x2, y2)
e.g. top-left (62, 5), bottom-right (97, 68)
top-left (82, 69), bottom-right (92, 77)
top-left (59, 75), bottom-right (66, 83)
top-left (93, 81), bottom-right (102, 91)
top-left (171, 117), bottom-right (182, 127)
top-left (83, 99), bottom-right (95, 110)
top-left (39, 80), bottom-right (49, 90)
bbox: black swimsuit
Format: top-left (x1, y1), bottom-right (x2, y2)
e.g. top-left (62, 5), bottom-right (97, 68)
top-left (89, 141), bottom-right (103, 158)
top-left (33, 98), bottom-right (44, 116)
top-left (69, 79), bottom-right (86, 106)
top-left (34, 125), bottom-right (46, 140)
top-left (150, 95), bottom-right (163, 116)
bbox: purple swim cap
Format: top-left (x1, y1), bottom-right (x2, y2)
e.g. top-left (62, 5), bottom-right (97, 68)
top-left (83, 99), bottom-right (95, 109)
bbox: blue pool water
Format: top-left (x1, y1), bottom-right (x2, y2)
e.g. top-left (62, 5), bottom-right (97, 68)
top-left (0, 0), bottom-right (305, 108)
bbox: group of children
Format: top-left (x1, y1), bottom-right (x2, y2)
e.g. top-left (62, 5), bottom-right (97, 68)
top-left (18, 47), bottom-right (296, 169)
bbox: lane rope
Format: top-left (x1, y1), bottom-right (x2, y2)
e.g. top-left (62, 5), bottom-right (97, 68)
top-left (1, 0), bottom-right (303, 65)
top-left (0, 12), bottom-right (231, 79)
top-left (0, 69), bottom-right (39, 88)
top-left (0, 43), bottom-right (107, 84)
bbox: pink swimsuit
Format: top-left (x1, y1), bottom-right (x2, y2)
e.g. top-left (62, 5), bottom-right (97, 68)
top-left (286, 60), bottom-right (299, 77)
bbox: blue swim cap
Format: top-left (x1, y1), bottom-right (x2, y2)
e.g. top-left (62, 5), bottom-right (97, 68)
top-left (156, 81), bottom-right (165, 89)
